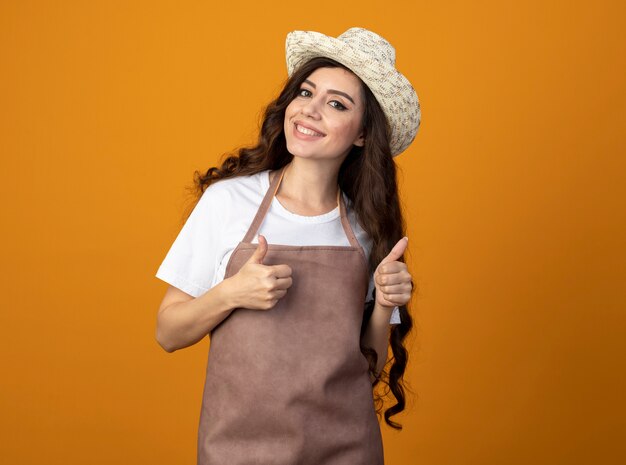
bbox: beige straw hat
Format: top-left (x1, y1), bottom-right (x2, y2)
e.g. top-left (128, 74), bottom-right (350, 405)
top-left (285, 27), bottom-right (421, 157)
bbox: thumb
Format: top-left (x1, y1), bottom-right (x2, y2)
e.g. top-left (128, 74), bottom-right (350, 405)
top-left (379, 237), bottom-right (408, 266)
top-left (247, 234), bottom-right (268, 265)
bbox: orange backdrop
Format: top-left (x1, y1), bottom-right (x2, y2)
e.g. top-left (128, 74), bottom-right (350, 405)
top-left (1, 1), bottom-right (625, 464)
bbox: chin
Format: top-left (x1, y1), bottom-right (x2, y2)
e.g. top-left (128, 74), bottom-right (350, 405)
top-left (286, 148), bottom-right (315, 160)
top-left (284, 140), bottom-right (312, 158)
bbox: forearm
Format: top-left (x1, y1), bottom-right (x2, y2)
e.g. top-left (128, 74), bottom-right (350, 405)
top-left (156, 278), bottom-right (236, 353)
top-left (361, 302), bottom-right (394, 379)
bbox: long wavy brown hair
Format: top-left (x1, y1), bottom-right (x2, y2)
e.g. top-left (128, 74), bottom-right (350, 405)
top-left (185, 56), bottom-right (415, 429)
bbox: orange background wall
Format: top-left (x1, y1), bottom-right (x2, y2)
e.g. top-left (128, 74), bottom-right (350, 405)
top-left (1, 1), bottom-right (625, 464)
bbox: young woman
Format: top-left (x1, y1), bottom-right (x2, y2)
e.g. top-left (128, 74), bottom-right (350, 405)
top-left (155, 27), bottom-right (421, 464)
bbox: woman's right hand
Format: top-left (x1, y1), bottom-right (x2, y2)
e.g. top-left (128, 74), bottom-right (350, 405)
top-left (225, 234), bottom-right (293, 311)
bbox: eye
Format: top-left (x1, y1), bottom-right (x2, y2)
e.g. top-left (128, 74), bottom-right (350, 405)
top-left (329, 100), bottom-right (347, 111)
top-left (297, 88), bottom-right (312, 97)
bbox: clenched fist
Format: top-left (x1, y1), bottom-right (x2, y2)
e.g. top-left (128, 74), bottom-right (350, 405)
top-left (226, 235), bottom-right (293, 311)
top-left (374, 237), bottom-right (413, 309)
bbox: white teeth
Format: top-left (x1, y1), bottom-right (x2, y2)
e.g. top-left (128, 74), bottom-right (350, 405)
top-left (296, 124), bottom-right (323, 136)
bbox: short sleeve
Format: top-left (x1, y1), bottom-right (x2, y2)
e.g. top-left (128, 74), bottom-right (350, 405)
top-left (155, 186), bottom-right (226, 298)
top-left (366, 273), bottom-right (402, 325)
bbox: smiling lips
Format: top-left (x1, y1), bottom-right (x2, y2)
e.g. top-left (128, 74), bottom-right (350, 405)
top-left (294, 122), bottom-right (325, 137)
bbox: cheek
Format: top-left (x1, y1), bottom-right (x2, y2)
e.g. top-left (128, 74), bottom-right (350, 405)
top-left (331, 120), bottom-right (361, 139)
top-left (283, 109), bottom-right (292, 128)
top-left (285, 100), bottom-right (299, 116)
top-left (284, 103), bottom-right (298, 126)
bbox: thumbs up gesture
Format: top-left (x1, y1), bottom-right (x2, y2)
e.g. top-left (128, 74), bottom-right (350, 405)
top-left (247, 232), bottom-right (270, 265)
top-left (374, 237), bottom-right (413, 309)
top-left (226, 234), bottom-right (293, 311)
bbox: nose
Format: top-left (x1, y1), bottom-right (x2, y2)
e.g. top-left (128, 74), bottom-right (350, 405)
top-left (300, 95), bottom-right (321, 119)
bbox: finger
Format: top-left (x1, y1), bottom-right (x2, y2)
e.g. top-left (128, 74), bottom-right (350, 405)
top-left (247, 234), bottom-right (268, 264)
top-left (379, 282), bottom-right (412, 294)
top-left (271, 289), bottom-right (288, 300)
top-left (377, 261), bottom-right (407, 275)
top-left (268, 264), bottom-right (292, 278)
top-left (274, 276), bottom-right (293, 290)
top-left (376, 270), bottom-right (409, 286)
top-left (380, 292), bottom-right (407, 305)
top-left (379, 237), bottom-right (408, 266)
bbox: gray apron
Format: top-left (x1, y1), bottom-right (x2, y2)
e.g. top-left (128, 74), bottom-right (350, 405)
top-left (198, 165), bottom-right (384, 464)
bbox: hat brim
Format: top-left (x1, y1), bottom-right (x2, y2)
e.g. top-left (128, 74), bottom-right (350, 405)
top-left (285, 30), bottom-right (420, 157)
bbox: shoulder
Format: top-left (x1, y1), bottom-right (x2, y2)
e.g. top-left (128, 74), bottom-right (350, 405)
top-left (196, 170), bottom-right (268, 212)
top-left (202, 170), bottom-right (266, 198)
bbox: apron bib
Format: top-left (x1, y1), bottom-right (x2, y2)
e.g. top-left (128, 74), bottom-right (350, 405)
top-left (198, 165), bottom-right (384, 464)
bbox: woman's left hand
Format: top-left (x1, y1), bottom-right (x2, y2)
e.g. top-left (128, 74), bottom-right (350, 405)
top-left (374, 237), bottom-right (413, 308)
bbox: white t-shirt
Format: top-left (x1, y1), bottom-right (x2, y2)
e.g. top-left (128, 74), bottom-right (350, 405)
top-left (156, 169), bottom-right (401, 325)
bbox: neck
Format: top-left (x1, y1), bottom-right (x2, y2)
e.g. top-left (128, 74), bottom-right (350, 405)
top-left (277, 159), bottom-right (341, 212)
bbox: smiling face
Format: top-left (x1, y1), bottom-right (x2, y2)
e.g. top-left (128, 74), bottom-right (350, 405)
top-left (283, 66), bottom-right (366, 163)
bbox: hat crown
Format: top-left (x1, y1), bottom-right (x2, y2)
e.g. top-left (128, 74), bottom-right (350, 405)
top-left (337, 27), bottom-right (396, 67)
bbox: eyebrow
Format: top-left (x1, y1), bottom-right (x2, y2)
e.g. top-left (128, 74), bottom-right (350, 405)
top-left (303, 79), bottom-right (356, 105)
